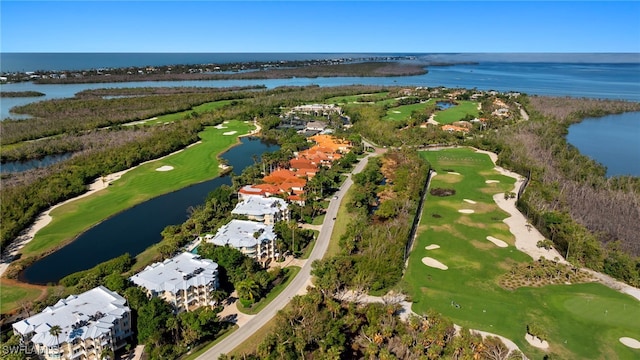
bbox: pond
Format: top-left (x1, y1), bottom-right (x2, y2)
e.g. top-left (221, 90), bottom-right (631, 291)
top-left (1, 153), bottom-right (73, 173)
top-left (436, 101), bottom-right (454, 110)
top-left (20, 136), bottom-right (279, 284)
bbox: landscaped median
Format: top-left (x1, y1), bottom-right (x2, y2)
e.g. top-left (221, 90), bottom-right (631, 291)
top-left (405, 147), bottom-right (640, 359)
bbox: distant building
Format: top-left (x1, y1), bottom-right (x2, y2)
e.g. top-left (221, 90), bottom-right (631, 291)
top-left (205, 220), bottom-right (278, 264)
top-left (12, 286), bottom-right (132, 360)
top-left (231, 196), bottom-right (289, 225)
top-left (129, 252), bottom-right (219, 313)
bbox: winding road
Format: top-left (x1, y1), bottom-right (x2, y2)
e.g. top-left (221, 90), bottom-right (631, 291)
top-left (197, 149), bottom-right (382, 359)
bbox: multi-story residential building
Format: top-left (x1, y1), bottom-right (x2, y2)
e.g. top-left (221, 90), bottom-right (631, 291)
top-left (129, 252), bottom-right (219, 313)
top-left (205, 219), bottom-right (278, 264)
top-left (231, 195), bottom-right (289, 225)
top-left (12, 286), bottom-right (132, 360)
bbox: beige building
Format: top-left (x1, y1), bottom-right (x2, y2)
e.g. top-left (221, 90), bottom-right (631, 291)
top-left (129, 252), bottom-right (219, 313)
top-left (204, 219), bottom-right (278, 264)
top-left (231, 195), bottom-right (289, 225)
top-left (12, 286), bottom-right (132, 360)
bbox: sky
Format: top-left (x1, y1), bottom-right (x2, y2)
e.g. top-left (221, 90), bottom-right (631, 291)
top-left (1, 1), bottom-right (639, 53)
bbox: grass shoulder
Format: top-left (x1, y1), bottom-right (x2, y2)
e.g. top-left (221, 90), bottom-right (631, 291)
top-left (236, 266), bottom-right (301, 315)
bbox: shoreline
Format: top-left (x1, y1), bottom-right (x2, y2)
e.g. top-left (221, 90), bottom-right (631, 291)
top-left (1, 122), bottom-right (259, 278)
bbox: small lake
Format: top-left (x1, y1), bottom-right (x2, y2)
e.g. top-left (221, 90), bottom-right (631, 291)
top-left (436, 101), bottom-right (454, 110)
top-left (1, 153), bottom-right (73, 173)
top-left (567, 111), bottom-right (640, 177)
top-left (20, 137), bottom-right (279, 284)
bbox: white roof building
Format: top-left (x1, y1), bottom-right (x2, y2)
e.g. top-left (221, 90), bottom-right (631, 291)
top-left (12, 286), bottom-right (132, 359)
top-left (129, 252), bottom-right (219, 312)
top-left (206, 220), bottom-right (278, 263)
top-left (231, 196), bottom-right (289, 225)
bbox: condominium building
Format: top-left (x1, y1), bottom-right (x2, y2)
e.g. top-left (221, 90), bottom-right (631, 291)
top-left (12, 286), bottom-right (132, 360)
top-left (205, 219), bottom-right (278, 264)
top-left (129, 252), bottom-right (219, 313)
top-left (231, 195), bottom-right (289, 225)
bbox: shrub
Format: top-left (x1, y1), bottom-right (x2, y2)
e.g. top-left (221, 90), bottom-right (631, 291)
top-left (430, 188), bottom-right (456, 197)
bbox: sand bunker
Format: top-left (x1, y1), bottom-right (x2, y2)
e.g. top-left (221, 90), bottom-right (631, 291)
top-left (486, 236), bottom-right (508, 248)
top-left (425, 244), bottom-right (440, 250)
top-left (485, 180), bottom-right (500, 183)
top-left (223, 131), bottom-right (238, 135)
top-left (214, 124), bottom-right (227, 129)
top-left (422, 257), bottom-right (448, 270)
top-left (620, 337), bottom-right (640, 349)
top-left (155, 166), bottom-right (174, 172)
top-left (392, 110), bottom-right (401, 113)
top-left (448, 172), bottom-right (461, 175)
top-left (525, 334), bottom-right (549, 349)
top-left (459, 209), bottom-right (475, 214)
top-left (223, 121), bottom-right (229, 124)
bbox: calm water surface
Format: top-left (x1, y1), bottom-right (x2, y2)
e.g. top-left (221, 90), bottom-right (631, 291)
top-left (567, 112), bottom-right (640, 177)
top-left (20, 137), bottom-right (278, 284)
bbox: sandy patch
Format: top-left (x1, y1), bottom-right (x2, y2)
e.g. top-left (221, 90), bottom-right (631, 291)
top-left (214, 124), bottom-right (227, 129)
top-left (486, 236), bottom-right (508, 248)
top-left (223, 121), bottom-right (229, 124)
top-left (463, 199), bottom-right (477, 204)
top-left (422, 257), bottom-right (448, 270)
top-left (525, 334), bottom-right (549, 349)
top-left (392, 110), bottom-right (401, 113)
top-left (485, 180), bottom-right (500, 183)
top-left (448, 172), bottom-right (461, 175)
top-left (619, 337), bottom-right (640, 349)
top-left (458, 209), bottom-right (475, 214)
top-left (155, 165), bottom-right (174, 172)
top-left (223, 131), bottom-right (238, 135)
top-left (425, 244), bottom-right (440, 250)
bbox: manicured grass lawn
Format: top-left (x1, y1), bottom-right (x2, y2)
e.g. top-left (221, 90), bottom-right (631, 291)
top-left (433, 100), bottom-right (479, 124)
top-left (236, 266), bottom-right (301, 315)
top-left (21, 121), bottom-right (252, 258)
top-left (405, 148), bottom-right (640, 359)
top-left (142, 100), bottom-right (234, 125)
top-left (0, 281), bottom-right (44, 314)
top-left (325, 189), bottom-right (353, 258)
top-left (180, 324), bottom-right (239, 360)
top-left (383, 100), bottom-right (435, 121)
top-left (325, 92), bottom-right (389, 105)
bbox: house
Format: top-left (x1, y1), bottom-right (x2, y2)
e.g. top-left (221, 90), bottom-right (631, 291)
top-left (305, 121), bottom-right (327, 132)
top-left (205, 220), bottom-right (278, 264)
top-left (129, 252), bottom-right (219, 313)
top-left (441, 125), bottom-right (470, 133)
top-left (12, 286), bottom-right (132, 360)
top-left (231, 196), bottom-right (290, 225)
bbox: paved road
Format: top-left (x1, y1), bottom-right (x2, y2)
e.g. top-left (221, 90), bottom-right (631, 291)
top-left (197, 151), bottom-right (379, 359)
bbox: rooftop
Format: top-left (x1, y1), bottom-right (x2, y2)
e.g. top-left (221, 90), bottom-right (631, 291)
top-left (12, 286), bottom-right (129, 347)
top-left (129, 252), bottom-right (218, 294)
top-left (231, 196), bottom-right (288, 217)
top-left (206, 220), bottom-right (276, 249)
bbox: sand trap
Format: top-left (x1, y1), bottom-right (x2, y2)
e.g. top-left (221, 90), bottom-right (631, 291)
top-left (155, 165), bottom-right (174, 172)
top-left (463, 199), bottom-right (477, 204)
top-left (223, 121), bottom-right (229, 124)
top-left (214, 124), bottom-right (227, 129)
top-left (422, 257), bottom-right (448, 270)
top-left (486, 236), bottom-right (508, 248)
top-left (485, 180), bottom-right (500, 183)
top-left (425, 244), bottom-right (440, 250)
top-left (620, 337), bottom-right (640, 349)
top-left (392, 110), bottom-right (401, 113)
top-left (525, 334), bottom-right (549, 349)
top-left (448, 172), bottom-right (461, 175)
top-left (223, 131), bottom-right (237, 135)
top-left (459, 209), bottom-right (475, 214)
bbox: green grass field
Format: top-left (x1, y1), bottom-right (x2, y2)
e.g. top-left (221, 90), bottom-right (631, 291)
top-left (433, 100), bottom-right (479, 124)
top-left (21, 120), bottom-right (252, 258)
top-left (383, 100), bottom-right (435, 121)
top-left (123, 100), bottom-right (234, 126)
top-left (0, 281), bottom-right (44, 314)
top-left (404, 148), bottom-right (640, 359)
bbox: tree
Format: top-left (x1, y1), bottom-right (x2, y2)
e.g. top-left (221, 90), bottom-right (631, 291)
top-left (236, 279), bottom-right (260, 303)
top-left (48, 325), bottom-right (62, 356)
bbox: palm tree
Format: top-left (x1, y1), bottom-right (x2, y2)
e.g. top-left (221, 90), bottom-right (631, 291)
top-left (48, 325), bottom-right (62, 357)
top-left (236, 279), bottom-right (260, 303)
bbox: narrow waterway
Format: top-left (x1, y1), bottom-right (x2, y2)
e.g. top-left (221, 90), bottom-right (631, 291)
top-left (1, 153), bottom-right (73, 173)
top-left (20, 137), bottom-right (278, 284)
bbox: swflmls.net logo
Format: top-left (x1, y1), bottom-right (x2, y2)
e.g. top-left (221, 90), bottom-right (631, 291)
top-left (1, 343), bottom-right (59, 355)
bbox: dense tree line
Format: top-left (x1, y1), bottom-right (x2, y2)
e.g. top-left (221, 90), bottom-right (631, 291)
top-left (222, 287), bottom-right (522, 360)
top-left (73, 85), bottom-right (265, 98)
top-left (470, 96), bottom-right (640, 285)
top-left (0, 91), bottom-right (45, 98)
top-left (313, 150), bottom-right (429, 294)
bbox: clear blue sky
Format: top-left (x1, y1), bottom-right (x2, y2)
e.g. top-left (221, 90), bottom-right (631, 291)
top-left (2, 1), bottom-right (639, 53)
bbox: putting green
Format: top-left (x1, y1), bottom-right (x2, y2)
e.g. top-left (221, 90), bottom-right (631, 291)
top-left (406, 148), bottom-right (640, 359)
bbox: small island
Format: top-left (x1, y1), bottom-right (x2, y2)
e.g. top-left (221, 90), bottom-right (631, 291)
top-left (0, 91), bottom-right (46, 98)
